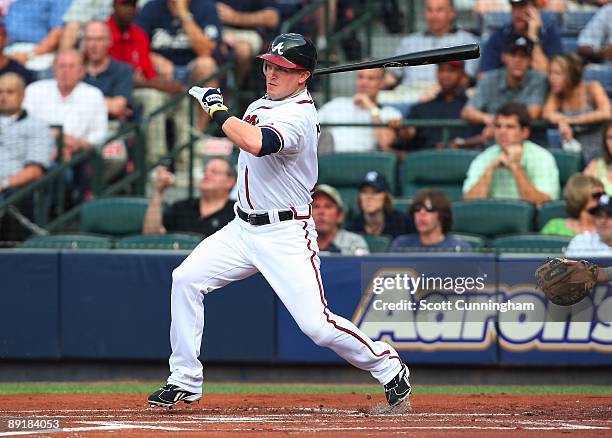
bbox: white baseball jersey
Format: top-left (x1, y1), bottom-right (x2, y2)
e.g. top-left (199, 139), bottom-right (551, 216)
top-left (236, 88), bottom-right (319, 212)
top-left (164, 84), bottom-right (405, 397)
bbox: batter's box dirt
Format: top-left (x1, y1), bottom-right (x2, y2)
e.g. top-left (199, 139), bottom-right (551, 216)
top-left (0, 393), bottom-right (610, 437)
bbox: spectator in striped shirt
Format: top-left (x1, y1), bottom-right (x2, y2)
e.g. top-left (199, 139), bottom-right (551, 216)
top-left (0, 72), bottom-right (53, 243)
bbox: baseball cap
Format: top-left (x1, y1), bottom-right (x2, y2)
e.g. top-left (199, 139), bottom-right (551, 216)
top-left (115, 0), bottom-right (138, 4)
top-left (503, 34), bottom-right (534, 55)
top-left (439, 60), bottom-right (464, 69)
top-left (313, 184), bottom-right (344, 210)
top-left (359, 171), bottom-right (391, 193)
top-left (509, 0), bottom-right (533, 5)
top-left (588, 194), bottom-right (612, 215)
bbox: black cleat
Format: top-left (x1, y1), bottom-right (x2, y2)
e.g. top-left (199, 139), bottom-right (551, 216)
top-left (384, 364), bottom-right (411, 406)
top-left (148, 384), bottom-right (201, 408)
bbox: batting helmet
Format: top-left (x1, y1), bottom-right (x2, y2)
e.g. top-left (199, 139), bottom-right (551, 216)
top-left (258, 33), bottom-right (317, 73)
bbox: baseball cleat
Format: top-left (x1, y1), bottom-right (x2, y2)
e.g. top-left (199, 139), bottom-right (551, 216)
top-left (147, 384), bottom-right (201, 408)
top-left (384, 363), bottom-right (411, 406)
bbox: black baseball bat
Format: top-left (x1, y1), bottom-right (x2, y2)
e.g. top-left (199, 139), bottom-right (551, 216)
top-left (313, 44), bottom-right (480, 76)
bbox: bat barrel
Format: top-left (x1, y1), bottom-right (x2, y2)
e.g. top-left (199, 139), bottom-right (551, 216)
top-left (313, 44), bottom-right (480, 76)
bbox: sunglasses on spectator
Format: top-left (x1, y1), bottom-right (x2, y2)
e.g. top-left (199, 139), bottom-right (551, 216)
top-left (413, 204), bottom-right (435, 213)
top-left (592, 192), bottom-right (605, 199)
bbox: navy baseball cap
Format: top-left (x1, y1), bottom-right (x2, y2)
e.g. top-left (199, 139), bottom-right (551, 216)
top-left (588, 194), bottom-right (612, 215)
top-left (503, 34), bottom-right (534, 55)
top-left (359, 171), bottom-right (391, 193)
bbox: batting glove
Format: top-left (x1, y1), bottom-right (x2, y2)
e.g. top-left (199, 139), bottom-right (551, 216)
top-left (188, 86), bottom-right (228, 117)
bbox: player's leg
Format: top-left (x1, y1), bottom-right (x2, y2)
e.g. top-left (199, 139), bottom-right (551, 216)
top-left (149, 219), bottom-right (257, 406)
top-left (254, 219), bottom-right (409, 403)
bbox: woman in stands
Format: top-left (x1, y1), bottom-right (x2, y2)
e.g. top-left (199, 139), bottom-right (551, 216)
top-left (543, 53), bottom-right (611, 162)
top-left (541, 173), bottom-right (603, 237)
top-left (584, 122), bottom-right (612, 195)
top-left (346, 171), bottom-right (414, 239)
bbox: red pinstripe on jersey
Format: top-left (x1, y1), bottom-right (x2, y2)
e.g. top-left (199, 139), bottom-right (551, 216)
top-left (301, 221), bottom-right (400, 362)
top-left (244, 166), bottom-right (255, 209)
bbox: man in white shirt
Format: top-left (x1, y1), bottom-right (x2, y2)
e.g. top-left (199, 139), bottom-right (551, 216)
top-left (24, 49), bottom-right (108, 162)
top-left (566, 193), bottom-right (612, 258)
top-left (383, 0), bottom-right (478, 103)
top-left (318, 68), bottom-right (401, 153)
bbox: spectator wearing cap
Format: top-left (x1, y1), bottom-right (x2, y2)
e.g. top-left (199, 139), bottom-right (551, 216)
top-left (390, 188), bottom-right (472, 252)
top-left (577, 3), bottom-right (612, 63)
top-left (346, 171), bottom-right (415, 239)
top-left (463, 102), bottom-right (560, 206)
top-left (4, 0), bottom-right (73, 75)
top-left (393, 61), bottom-right (475, 151)
top-left (318, 68), bottom-right (402, 154)
top-left (383, 0), bottom-right (478, 103)
top-left (312, 184), bottom-right (370, 256)
top-left (566, 193), bottom-right (612, 257)
top-left (479, 0), bottom-right (562, 75)
top-left (0, 21), bottom-right (33, 85)
top-left (461, 34), bottom-right (548, 144)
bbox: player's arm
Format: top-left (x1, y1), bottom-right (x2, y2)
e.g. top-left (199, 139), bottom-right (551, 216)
top-left (189, 86), bottom-right (283, 157)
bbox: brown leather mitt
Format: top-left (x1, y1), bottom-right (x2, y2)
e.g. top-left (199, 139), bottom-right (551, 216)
top-left (535, 258), bottom-right (598, 306)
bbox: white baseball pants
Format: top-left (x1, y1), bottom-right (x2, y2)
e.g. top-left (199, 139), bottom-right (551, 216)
top-left (167, 214), bottom-right (403, 394)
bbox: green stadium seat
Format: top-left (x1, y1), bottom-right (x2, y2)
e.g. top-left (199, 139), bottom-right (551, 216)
top-left (490, 233), bottom-right (571, 253)
top-left (550, 150), bottom-right (582, 188)
top-left (362, 234), bottom-right (392, 253)
top-left (448, 232), bottom-right (488, 250)
top-left (21, 233), bottom-right (113, 249)
top-left (538, 200), bottom-right (568, 230)
top-left (402, 150), bottom-right (478, 200)
top-left (394, 197), bottom-right (412, 215)
top-left (80, 197), bottom-right (150, 236)
top-left (115, 233), bottom-right (204, 250)
top-left (452, 200), bottom-right (536, 238)
top-left (318, 153), bottom-right (398, 217)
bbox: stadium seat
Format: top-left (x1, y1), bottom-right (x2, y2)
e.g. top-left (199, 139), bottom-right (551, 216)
top-left (550, 150), bottom-right (582, 188)
top-left (401, 149), bottom-right (478, 200)
top-left (490, 233), bottom-right (571, 253)
top-left (538, 200), bottom-right (568, 230)
top-left (452, 199), bottom-right (536, 238)
top-left (561, 37), bottom-right (578, 55)
top-left (584, 64), bottom-right (612, 98)
top-left (20, 233), bottom-right (114, 249)
top-left (115, 233), bottom-right (204, 250)
top-left (318, 152), bottom-right (398, 217)
top-left (362, 234), bottom-right (392, 253)
top-left (393, 197), bottom-right (412, 215)
top-left (80, 197), bottom-right (151, 236)
top-left (448, 232), bottom-right (488, 250)
top-left (561, 11), bottom-right (596, 37)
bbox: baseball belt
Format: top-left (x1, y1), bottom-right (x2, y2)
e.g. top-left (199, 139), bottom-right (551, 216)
top-left (236, 206), bottom-right (294, 226)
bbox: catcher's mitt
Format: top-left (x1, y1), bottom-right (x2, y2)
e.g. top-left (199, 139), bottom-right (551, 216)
top-left (535, 258), bottom-right (598, 306)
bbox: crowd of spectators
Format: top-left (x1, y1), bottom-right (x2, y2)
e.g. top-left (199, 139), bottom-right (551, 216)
top-left (0, 0), bottom-right (610, 254)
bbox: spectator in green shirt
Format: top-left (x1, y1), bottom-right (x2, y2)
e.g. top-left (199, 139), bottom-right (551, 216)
top-left (541, 174), bottom-right (603, 237)
top-left (462, 102), bottom-right (560, 207)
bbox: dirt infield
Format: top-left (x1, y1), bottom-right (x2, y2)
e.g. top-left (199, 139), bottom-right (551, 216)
top-left (0, 393), bottom-right (611, 436)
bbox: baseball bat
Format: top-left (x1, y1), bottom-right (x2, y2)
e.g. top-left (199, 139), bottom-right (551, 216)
top-left (313, 44), bottom-right (480, 76)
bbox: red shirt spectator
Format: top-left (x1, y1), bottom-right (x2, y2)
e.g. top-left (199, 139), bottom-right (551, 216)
top-left (107, 14), bottom-right (156, 80)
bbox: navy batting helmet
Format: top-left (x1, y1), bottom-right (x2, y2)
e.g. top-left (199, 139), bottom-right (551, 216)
top-left (258, 33), bottom-right (317, 73)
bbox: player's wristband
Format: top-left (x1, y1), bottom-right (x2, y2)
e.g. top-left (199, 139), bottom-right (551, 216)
top-left (210, 106), bottom-right (231, 129)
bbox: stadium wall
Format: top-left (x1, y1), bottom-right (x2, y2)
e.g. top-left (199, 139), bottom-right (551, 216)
top-left (0, 251), bottom-right (610, 365)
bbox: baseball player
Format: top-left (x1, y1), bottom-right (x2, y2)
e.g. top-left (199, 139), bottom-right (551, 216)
top-left (148, 33), bottom-right (410, 408)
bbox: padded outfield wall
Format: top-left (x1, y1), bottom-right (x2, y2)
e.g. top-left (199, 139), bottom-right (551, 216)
top-left (0, 250), bottom-right (610, 365)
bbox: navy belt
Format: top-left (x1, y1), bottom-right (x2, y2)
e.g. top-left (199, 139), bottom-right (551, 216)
top-left (237, 206), bottom-right (294, 226)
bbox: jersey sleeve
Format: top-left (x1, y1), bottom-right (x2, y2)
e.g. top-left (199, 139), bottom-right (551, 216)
top-left (259, 106), bottom-right (316, 154)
